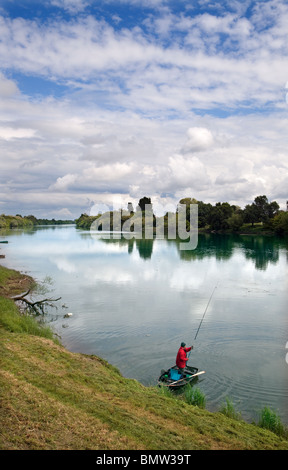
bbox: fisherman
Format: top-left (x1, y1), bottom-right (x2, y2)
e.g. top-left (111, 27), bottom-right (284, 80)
top-left (176, 342), bottom-right (193, 376)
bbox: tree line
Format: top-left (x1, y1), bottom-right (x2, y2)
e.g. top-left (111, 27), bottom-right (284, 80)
top-left (76, 195), bottom-right (288, 236)
top-left (0, 195), bottom-right (287, 235)
top-left (0, 214), bottom-right (74, 229)
top-left (179, 195), bottom-right (282, 232)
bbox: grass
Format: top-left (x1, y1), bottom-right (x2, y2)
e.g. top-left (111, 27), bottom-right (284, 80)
top-left (0, 296), bottom-right (56, 339)
top-left (257, 407), bottom-right (287, 438)
top-left (157, 384), bottom-right (175, 398)
top-left (1, 264), bottom-right (288, 450)
top-left (220, 397), bottom-right (242, 421)
top-left (184, 385), bottom-right (206, 409)
top-left (158, 383), bottom-right (206, 409)
top-left (0, 266), bottom-right (55, 340)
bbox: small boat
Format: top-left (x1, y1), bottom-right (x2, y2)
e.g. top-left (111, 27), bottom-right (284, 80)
top-left (158, 365), bottom-right (205, 390)
top-left (0, 241), bottom-right (8, 243)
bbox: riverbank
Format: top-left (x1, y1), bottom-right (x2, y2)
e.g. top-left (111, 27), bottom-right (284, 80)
top-left (1, 264), bottom-right (288, 450)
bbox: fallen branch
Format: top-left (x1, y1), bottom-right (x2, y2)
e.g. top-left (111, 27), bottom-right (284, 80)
top-left (11, 289), bottom-right (31, 300)
top-left (11, 289), bottom-right (61, 316)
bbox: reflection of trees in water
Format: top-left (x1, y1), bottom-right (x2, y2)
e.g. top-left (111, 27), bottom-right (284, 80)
top-left (240, 236), bottom-right (280, 270)
top-left (177, 233), bottom-right (234, 262)
top-left (92, 235), bottom-right (154, 260)
top-left (135, 239), bottom-right (153, 260)
top-left (84, 232), bottom-right (286, 270)
top-left (4, 226), bottom-right (286, 270)
top-left (178, 234), bottom-right (282, 270)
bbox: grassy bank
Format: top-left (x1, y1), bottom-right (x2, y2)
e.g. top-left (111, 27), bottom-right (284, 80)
top-left (1, 265), bottom-right (287, 450)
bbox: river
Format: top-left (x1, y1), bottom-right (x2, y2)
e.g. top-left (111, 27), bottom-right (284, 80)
top-left (1, 225), bottom-right (287, 424)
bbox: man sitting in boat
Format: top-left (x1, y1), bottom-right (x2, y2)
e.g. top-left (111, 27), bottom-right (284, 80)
top-left (176, 342), bottom-right (193, 377)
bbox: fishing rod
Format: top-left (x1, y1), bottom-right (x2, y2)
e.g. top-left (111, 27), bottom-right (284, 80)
top-left (194, 284), bottom-right (218, 341)
top-left (187, 284), bottom-right (218, 358)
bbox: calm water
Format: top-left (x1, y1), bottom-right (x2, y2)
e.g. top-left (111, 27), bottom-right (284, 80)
top-left (1, 225), bottom-right (288, 424)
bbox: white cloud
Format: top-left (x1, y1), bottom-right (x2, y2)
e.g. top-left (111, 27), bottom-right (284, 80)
top-left (0, 8), bottom-right (286, 113)
top-left (182, 127), bottom-right (214, 153)
top-left (50, 0), bottom-right (89, 13)
top-left (49, 173), bottom-right (77, 191)
top-left (0, 73), bottom-right (19, 97)
top-left (0, 126), bottom-right (36, 140)
top-left (82, 162), bottom-right (135, 182)
top-left (0, 2), bottom-right (288, 217)
top-left (165, 153), bottom-right (211, 194)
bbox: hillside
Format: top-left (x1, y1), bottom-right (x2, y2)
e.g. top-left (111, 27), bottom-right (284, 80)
top-left (1, 265), bottom-right (287, 452)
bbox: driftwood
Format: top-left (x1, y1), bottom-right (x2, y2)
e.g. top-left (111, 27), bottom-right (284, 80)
top-left (11, 289), bottom-right (61, 315)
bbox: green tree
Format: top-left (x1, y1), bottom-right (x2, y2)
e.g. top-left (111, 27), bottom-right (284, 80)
top-left (178, 197), bottom-right (197, 225)
top-left (267, 200), bottom-right (280, 219)
top-left (198, 201), bottom-right (213, 228)
top-left (243, 204), bottom-right (259, 226)
top-left (26, 215), bottom-right (38, 225)
top-left (272, 211), bottom-right (288, 235)
top-left (138, 197), bottom-right (152, 212)
top-left (253, 195), bottom-right (270, 222)
top-left (227, 213), bottom-right (244, 232)
top-left (254, 195), bottom-right (279, 222)
top-left (244, 196), bottom-right (279, 225)
top-left (208, 203), bottom-right (233, 231)
top-left (178, 198), bottom-right (212, 228)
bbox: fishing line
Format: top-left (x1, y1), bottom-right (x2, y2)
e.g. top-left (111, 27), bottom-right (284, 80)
top-left (193, 284), bottom-right (218, 342)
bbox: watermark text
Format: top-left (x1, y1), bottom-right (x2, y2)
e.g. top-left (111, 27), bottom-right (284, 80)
top-left (89, 203), bottom-right (198, 251)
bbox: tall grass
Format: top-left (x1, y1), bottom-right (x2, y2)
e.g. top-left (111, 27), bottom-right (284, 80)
top-left (184, 385), bottom-right (206, 408)
top-left (220, 397), bottom-right (242, 420)
top-left (0, 264), bottom-right (58, 341)
top-left (257, 407), bottom-right (287, 438)
top-left (157, 383), bottom-right (206, 409)
top-left (0, 296), bottom-right (57, 341)
top-left (157, 384), bottom-right (174, 398)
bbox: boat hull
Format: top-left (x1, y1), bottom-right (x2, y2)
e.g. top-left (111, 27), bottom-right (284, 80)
top-left (158, 365), bottom-right (200, 390)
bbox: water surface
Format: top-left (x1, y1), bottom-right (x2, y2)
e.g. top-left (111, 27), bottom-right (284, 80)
top-left (1, 226), bottom-right (287, 424)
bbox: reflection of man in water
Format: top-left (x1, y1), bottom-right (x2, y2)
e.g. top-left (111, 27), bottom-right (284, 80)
top-left (176, 342), bottom-right (193, 376)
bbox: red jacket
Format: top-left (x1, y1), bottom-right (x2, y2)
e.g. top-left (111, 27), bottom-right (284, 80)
top-left (176, 346), bottom-right (192, 369)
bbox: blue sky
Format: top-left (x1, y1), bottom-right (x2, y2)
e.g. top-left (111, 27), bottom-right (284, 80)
top-left (0, 0), bottom-right (288, 218)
